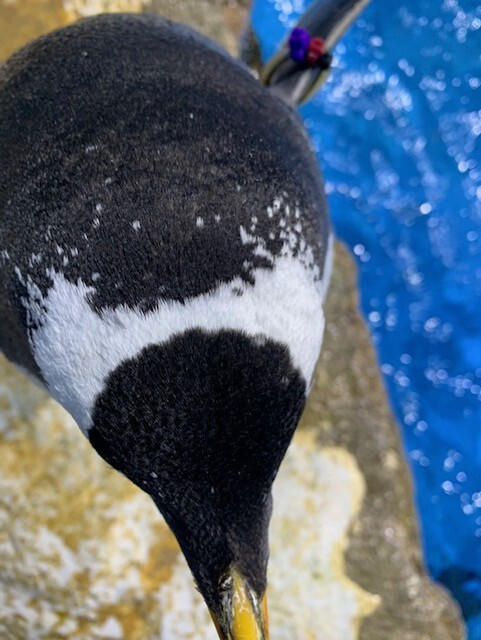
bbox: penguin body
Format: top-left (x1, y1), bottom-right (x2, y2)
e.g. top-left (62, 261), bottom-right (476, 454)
top-left (0, 13), bottom-right (331, 635)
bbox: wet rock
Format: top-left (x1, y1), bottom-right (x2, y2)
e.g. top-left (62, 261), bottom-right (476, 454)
top-left (0, 1), bottom-right (465, 638)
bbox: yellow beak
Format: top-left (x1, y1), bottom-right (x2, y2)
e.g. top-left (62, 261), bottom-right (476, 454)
top-left (209, 568), bottom-right (269, 640)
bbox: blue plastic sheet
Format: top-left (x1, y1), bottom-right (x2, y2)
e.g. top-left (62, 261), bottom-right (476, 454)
top-left (252, 1), bottom-right (481, 635)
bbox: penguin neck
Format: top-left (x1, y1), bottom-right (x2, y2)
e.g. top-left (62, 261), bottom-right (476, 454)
top-left (88, 328), bottom-right (306, 601)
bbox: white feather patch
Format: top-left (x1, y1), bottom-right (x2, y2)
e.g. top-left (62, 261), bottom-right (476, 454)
top-left (19, 234), bottom-right (333, 435)
top-left (26, 257), bottom-right (324, 433)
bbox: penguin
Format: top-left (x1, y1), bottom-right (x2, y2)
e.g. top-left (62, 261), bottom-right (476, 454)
top-left (0, 13), bottom-right (332, 639)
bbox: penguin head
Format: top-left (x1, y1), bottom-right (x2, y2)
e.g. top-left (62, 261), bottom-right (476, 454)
top-left (89, 328), bottom-right (306, 639)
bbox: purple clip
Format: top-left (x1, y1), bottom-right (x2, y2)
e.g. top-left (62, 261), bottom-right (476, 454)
top-left (288, 27), bottom-right (311, 64)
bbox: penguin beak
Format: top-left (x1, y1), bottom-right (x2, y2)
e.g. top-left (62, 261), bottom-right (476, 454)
top-left (209, 568), bottom-right (270, 640)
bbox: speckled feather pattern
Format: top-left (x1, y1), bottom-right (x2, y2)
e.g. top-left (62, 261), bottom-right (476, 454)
top-left (0, 13), bottom-right (329, 373)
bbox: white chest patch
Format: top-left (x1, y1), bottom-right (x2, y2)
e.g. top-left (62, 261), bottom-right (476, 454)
top-left (17, 230), bottom-right (333, 436)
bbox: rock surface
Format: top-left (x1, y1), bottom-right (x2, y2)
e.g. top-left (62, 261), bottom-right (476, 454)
top-left (0, 1), bottom-right (466, 639)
